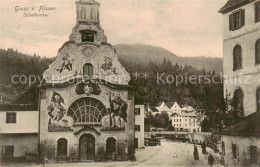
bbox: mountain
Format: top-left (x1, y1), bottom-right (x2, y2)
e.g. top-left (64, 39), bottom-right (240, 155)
top-left (114, 44), bottom-right (223, 73)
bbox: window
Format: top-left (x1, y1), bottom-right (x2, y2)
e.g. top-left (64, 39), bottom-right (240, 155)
top-left (6, 113), bottom-right (16, 123)
top-left (67, 97), bottom-right (107, 124)
top-left (234, 88), bottom-right (244, 119)
top-left (229, 9), bottom-right (245, 31)
top-left (232, 144), bottom-right (239, 159)
top-left (135, 108), bottom-right (140, 115)
top-left (257, 87), bottom-right (260, 112)
top-left (255, 1), bottom-right (260, 23)
top-left (256, 39), bottom-right (260, 64)
top-left (249, 145), bottom-right (257, 165)
top-left (83, 63), bottom-right (93, 78)
top-left (128, 91), bottom-right (134, 100)
top-left (80, 7), bottom-right (86, 19)
top-left (135, 125), bottom-right (140, 131)
top-left (57, 138), bottom-right (68, 157)
top-left (90, 8), bottom-right (95, 20)
top-left (233, 45), bottom-right (242, 70)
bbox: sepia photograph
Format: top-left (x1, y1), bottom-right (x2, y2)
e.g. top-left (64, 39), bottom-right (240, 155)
top-left (0, 0), bottom-right (260, 166)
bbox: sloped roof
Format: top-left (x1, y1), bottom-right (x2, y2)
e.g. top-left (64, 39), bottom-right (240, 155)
top-left (149, 106), bottom-right (159, 112)
top-left (218, 0), bottom-right (254, 14)
top-left (157, 102), bottom-right (164, 107)
top-left (222, 111), bottom-right (260, 137)
top-left (165, 102), bottom-right (175, 108)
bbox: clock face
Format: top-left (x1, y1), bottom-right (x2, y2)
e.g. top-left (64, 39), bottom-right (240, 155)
top-left (83, 47), bottom-right (94, 58)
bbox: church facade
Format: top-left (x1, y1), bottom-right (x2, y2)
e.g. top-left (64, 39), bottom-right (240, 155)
top-left (39, 0), bottom-right (134, 162)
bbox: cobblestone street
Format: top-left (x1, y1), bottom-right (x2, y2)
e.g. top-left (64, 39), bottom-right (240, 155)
top-left (1, 139), bottom-right (223, 167)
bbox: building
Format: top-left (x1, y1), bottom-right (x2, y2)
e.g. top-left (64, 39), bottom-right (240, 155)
top-left (1, 0), bottom-right (135, 163)
top-left (0, 104), bottom-right (38, 162)
top-left (219, 0), bottom-right (260, 165)
top-left (134, 105), bottom-right (145, 149)
top-left (171, 111), bottom-right (202, 132)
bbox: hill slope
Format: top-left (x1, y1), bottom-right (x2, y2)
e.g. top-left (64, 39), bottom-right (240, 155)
top-left (115, 44), bottom-right (222, 73)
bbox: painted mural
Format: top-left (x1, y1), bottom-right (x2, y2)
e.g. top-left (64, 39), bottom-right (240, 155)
top-left (47, 87), bottom-right (128, 132)
top-left (43, 44), bottom-right (130, 85)
top-left (47, 92), bottom-right (66, 125)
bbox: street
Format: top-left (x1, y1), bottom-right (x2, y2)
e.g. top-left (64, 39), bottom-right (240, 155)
top-left (1, 139), bottom-right (221, 167)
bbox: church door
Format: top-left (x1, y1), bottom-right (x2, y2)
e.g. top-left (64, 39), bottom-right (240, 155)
top-left (79, 134), bottom-right (95, 160)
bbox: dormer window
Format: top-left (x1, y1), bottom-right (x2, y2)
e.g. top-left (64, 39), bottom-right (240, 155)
top-left (80, 30), bottom-right (96, 42)
top-left (229, 9), bottom-right (245, 31)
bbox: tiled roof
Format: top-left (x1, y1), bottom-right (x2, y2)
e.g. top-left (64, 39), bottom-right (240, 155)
top-left (218, 0), bottom-right (254, 14)
top-left (222, 111), bottom-right (260, 137)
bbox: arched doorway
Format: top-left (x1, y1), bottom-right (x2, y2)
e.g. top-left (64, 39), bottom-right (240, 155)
top-left (106, 137), bottom-right (116, 158)
top-left (79, 134), bottom-right (95, 160)
top-left (57, 138), bottom-right (68, 157)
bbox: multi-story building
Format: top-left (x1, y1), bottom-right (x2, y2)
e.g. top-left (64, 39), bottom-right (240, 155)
top-left (0, 104), bottom-right (38, 162)
top-left (134, 105), bottom-right (145, 149)
top-left (171, 111), bottom-right (202, 132)
top-left (219, 0), bottom-right (260, 166)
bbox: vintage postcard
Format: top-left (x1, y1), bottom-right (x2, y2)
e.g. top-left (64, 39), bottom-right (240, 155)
top-left (0, 0), bottom-right (260, 166)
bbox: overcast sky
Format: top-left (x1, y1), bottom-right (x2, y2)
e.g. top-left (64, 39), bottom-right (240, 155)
top-left (0, 0), bottom-right (226, 58)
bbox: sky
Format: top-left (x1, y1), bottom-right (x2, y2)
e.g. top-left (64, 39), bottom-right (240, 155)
top-left (0, 0), bottom-right (227, 58)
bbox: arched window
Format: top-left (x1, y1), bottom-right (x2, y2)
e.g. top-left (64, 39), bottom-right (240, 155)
top-left (81, 7), bottom-right (86, 19)
top-left (67, 97), bottom-right (107, 125)
top-left (234, 88), bottom-right (244, 119)
top-left (233, 45), bottom-right (242, 70)
top-left (255, 39), bottom-right (260, 64)
top-left (257, 87), bottom-right (260, 112)
top-left (83, 63), bottom-right (93, 78)
top-left (57, 138), bottom-right (68, 157)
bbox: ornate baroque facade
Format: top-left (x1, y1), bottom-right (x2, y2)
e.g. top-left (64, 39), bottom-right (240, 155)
top-left (39, 0), bottom-right (134, 161)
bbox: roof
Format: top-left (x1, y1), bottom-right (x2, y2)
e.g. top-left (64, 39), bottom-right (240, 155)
top-left (165, 102), bottom-right (175, 109)
top-left (222, 111), bottom-right (260, 137)
top-left (149, 106), bottom-right (159, 112)
top-left (218, 0), bottom-right (254, 14)
top-left (157, 102), bottom-right (164, 107)
top-left (0, 104), bottom-right (38, 111)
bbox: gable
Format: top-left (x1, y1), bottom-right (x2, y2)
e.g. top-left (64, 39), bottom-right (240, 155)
top-left (43, 42), bottom-right (130, 85)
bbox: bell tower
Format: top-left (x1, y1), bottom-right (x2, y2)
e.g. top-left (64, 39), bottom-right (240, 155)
top-left (69, 0), bottom-right (107, 44)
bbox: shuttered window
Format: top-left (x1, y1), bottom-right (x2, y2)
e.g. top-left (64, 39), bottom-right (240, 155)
top-left (256, 39), bottom-right (260, 65)
top-left (229, 9), bottom-right (245, 31)
top-left (233, 45), bottom-right (242, 71)
top-left (255, 2), bottom-right (260, 23)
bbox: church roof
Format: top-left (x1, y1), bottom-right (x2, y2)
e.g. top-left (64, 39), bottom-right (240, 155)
top-left (218, 0), bottom-right (255, 14)
top-left (222, 111), bottom-right (260, 137)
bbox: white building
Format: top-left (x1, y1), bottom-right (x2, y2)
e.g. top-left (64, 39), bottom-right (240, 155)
top-left (0, 104), bottom-right (38, 162)
top-left (219, 0), bottom-right (260, 166)
top-left (134, 105), bottom-right (145, 149)
top-left (171, 111), bottom-right (202, 132)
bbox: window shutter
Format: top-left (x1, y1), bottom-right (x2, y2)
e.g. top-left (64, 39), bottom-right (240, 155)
top-left (257, 148), bottom-right (260, 165)
top-left (236, 145), bottom-right (239, 160)
top-left (246, 146), bottom-right (250, 165)
top-left (241, 9), bottom-right (245, 27)
top-left (255, 2), bottom-right (260, 23)
top-left (229, 14), bottom-right (233, 31)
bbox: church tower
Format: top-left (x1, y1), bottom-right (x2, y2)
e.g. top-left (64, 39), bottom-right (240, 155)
top-left (40, 0), bottom-right (134, 162)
